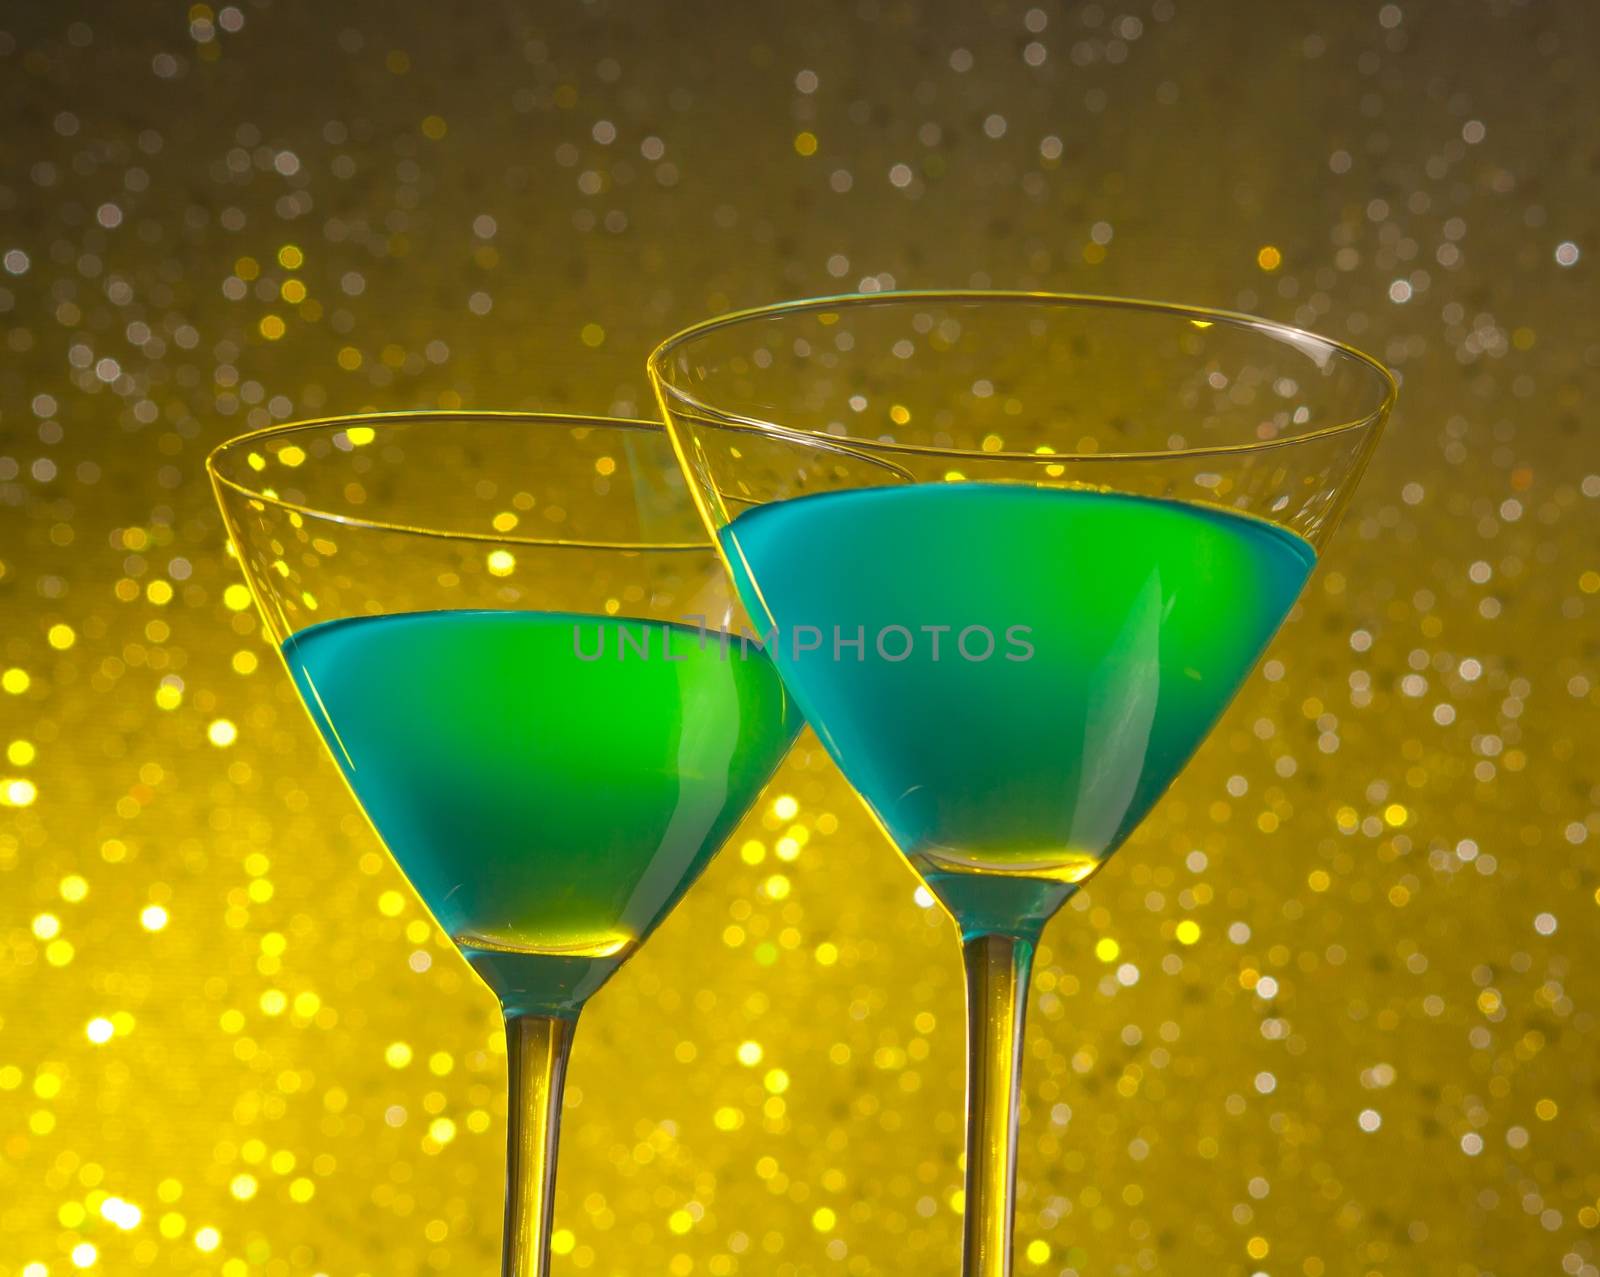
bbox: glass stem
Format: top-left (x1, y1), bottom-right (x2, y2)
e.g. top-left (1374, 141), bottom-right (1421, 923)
top-left (961, 929), bottom-right (1038, 1277)
top-left (502, 1013), bottom-right (577, 1277)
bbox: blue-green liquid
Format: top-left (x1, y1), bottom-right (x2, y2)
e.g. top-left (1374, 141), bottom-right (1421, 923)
top-left (285, 611), bottom-right (800, 1015)
top-left (721, 484), bottom-right (1314, 932)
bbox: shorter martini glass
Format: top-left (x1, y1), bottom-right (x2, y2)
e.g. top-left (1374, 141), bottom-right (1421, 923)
top-left (652, 293), bottom-right (1395, 1276)
top-left (208, 413), bottom-right (801, 1277)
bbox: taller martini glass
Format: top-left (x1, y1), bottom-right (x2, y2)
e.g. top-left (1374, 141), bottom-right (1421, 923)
top-left (650, 293), bottom-right (1395, 1276)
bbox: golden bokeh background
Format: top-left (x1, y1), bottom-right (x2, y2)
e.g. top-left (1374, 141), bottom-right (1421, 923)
top-left (2, 3), bottom-right (1596, 1275)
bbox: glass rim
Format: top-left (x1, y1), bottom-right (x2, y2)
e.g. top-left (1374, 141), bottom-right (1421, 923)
top-left (206, 409), bottom-right (712, 551)
top-left (648, 290), bottom-right (1399, 463)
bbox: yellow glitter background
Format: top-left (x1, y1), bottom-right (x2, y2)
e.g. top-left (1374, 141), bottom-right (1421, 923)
top-left (2, 3), bottom-right (1596, 1275)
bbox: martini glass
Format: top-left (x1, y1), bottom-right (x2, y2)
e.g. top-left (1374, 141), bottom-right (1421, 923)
top-left (650, 293), bottom-right (1396, 1277)
top-left (208, 412), bottom-right (802, 1277)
